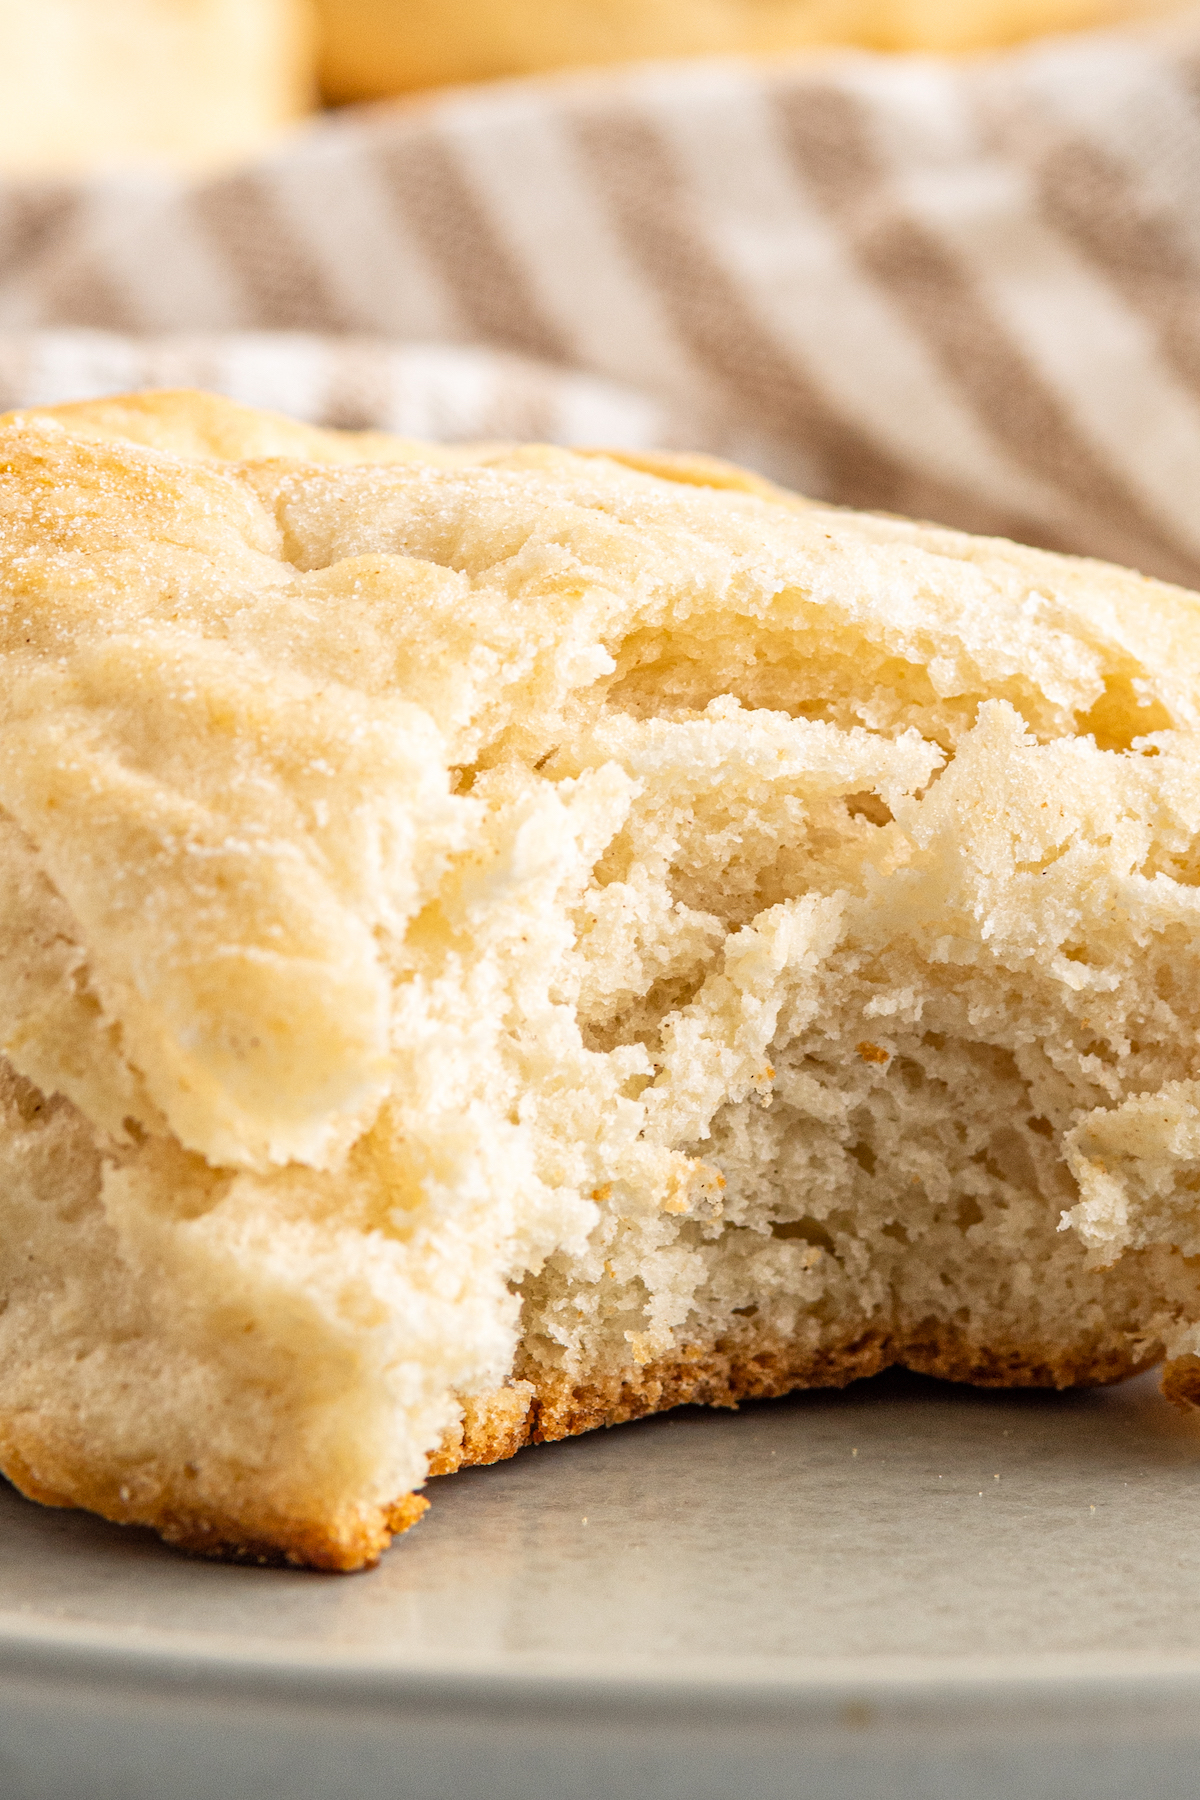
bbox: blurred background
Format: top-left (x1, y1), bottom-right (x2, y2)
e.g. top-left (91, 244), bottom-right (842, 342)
top-left (0, 0), bottom-right (1198, 581)
top-left (0, 0), bottom-right (1183, 172)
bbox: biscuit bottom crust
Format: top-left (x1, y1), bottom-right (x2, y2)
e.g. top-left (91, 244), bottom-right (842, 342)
top-left (434, 1316), bottom-right (1165, 1509)
top-left (0, 1323), bottom-right (1175, 1572)
top-left (0, 1425), bottom-right (431, 1573)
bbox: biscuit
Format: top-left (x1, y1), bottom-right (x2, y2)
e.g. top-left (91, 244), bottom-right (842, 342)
top-left (0, 0), bottom-right (313, 175)
top-left (315, 0), bottom-right (1182, 102)
top-left (1, 388), bottom-right (1199, 1570)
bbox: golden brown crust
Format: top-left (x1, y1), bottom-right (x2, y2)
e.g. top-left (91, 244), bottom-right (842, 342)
top-left (523, 1330), bottom-right (892, 1444)
top-left (1161, 1353), bottom-right (1200, 1410)
top-left (157, 1493), bottom-right (430, 1571)
top-left (425, 1334), bottom-right (890, 1482)
top-left (439, 1316), bottom-right (1159, 1479)
top-left (427, 1380), bottom-right (539, 1477)
top-left (0, 1317), bottom-right (1164, 1570)
top-left (893, 1321), bottom-right (1158, 1391)
top-left (0, 1423), bottom-right (428, 1573)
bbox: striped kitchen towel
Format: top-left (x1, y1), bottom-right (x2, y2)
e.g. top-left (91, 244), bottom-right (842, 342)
top-left (3, 10), bottom-right (1200, 582)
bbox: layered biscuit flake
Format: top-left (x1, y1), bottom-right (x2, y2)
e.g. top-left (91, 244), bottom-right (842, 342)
top-left (1, 391), bottom-right (1200, 1568)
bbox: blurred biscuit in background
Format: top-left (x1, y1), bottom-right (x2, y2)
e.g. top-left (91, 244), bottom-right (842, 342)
top-left (0, 0), bottom-right (1182, 175)
top-left (0, 0), bottom-right (315, 174)
top-left (316, 0), bottom-right (1185, 101)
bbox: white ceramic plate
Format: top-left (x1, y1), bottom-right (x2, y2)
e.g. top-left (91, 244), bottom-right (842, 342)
top-left (1, 1368), bottom-right (1199, 1799)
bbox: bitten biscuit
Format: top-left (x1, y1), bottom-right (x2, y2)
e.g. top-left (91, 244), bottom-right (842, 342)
top-left (1, 388), bottom-right (1200, 1570)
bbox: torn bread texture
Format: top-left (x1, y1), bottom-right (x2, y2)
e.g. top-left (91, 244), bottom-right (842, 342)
top-left (2, 389), bottom-right (1200, 1570)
